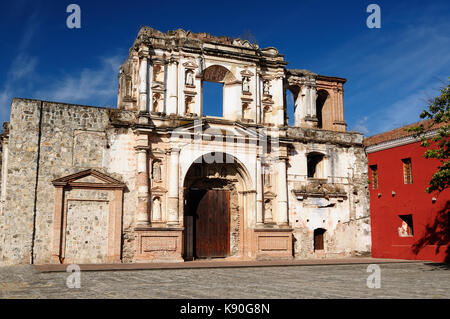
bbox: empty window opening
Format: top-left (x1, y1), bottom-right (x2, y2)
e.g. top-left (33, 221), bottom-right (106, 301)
top-left (370, 164), bottom-right (378, 189)
top-left (202, 81), bottom-right (223, 117)
top-left (307, 153), bottom-right (325, 178)
top-left (314, 228), bottom-right (326, 250)
top-left (286, 86), bottom-right (298, 126)
top-left (316, 90), bottom-right (329, 129)
top-left (402, 158), bottom-right (413, 184)
top-left (398, 214), bottom-right (414, 237)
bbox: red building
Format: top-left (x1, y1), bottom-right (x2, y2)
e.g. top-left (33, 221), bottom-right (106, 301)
top-left (364, 120), bottom-right (449, 263)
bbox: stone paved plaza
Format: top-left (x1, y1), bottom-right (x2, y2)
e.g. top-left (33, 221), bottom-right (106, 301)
top-left (0, 262), bottom-right (449, 299)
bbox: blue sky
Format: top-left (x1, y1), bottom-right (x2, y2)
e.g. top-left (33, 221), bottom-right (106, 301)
top-left (0, 0), bottom-right (449, 136)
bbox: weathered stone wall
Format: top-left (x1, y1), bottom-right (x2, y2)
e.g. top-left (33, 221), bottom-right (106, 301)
top-left (0, 27), bottom-right (372, 265)
top-left (33, 101), bottom-right (110, 264)
top-left (63, 189), bottom-right (111, 264)
top-left (1, 99), bottom-right (41, 264)
top-left (287, 135), bottom-right (371, 259)
top-left (104, 128), bottom-right (137, 263)
top-left (0, 99), bottom-right (138, 265)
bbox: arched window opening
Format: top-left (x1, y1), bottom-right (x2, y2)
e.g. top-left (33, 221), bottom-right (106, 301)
top-left (314, 228), bottom-right (326, 251)
top-left (307, 152), bottom-right (325, 179)
top-left (316, 90), bottom-right (329, 129)
top-left (201, 65), bottom-right (236, 118)
top-left (202, 82), bottom-right (223, 117)
top-left (286, 86), bottom-right (298, 126)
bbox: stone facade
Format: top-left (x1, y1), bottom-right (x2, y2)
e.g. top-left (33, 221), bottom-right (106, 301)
top-left (0, 27), bottom-right (371, 265)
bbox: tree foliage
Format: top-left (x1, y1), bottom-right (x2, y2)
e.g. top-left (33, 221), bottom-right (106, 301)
top-left (407, 79), bottom-right (449, 193)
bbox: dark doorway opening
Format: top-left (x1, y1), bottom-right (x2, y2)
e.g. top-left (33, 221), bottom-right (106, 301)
top-left (314, 228), bottom-right (326, 251)
top-left (184, 189), bottom-right (230, 259)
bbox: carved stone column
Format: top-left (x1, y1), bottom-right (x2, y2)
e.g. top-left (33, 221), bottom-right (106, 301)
top-left (167, 148), bottom-right (180, 225)
top-left (136, 147), bottom-right (150, 225)
top-left (138, 51), bottom-right (149, 113)
top-left (256, 156), bottom-right (264, 226)
top-left (310, 86), bottom-right (317, 118)
top-left (332, 86), bottom-right (346, 131)
top-left (277, 157), bottom-right (289, 226)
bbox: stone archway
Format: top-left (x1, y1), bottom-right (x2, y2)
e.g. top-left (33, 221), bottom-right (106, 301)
top-left (182, 152), bottom-right (252, 260)
top-left (316, 89), bottom-right (332, 129)
top-left (202, 65), bottom-right (236, 84)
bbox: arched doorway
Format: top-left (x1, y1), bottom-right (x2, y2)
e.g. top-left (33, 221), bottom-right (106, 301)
top-left (316, 89), bottom-right (331, 129)
top-left (182, 152), bottom-right (252, 260)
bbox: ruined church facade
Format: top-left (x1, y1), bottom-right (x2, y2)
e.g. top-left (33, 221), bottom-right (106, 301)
top-left (0, 27), bottom-right (370, 265)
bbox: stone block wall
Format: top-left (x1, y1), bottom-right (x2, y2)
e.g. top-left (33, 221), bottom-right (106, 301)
top-left (0, 99), bottom-right (137, 265)
top-left (287, 131), bottom-right (371, 258)
top-left (1, 99), bottom-right (41, 264)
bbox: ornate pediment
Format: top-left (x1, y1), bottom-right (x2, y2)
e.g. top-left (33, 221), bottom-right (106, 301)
top-left (150, 185), bottom-right (168, 194)
top-left (240, 68), bottom-right (254, 77)
top-left (52, 169), bottom-right (126, 188)
top-left (261, 47), bottom-right (279, 56)
top-left (151, 83), bottom-right (165, 91)
top-left (182, 61), bottom-right (198, 69)
top-left (263, 191), bottom-right (277, 199)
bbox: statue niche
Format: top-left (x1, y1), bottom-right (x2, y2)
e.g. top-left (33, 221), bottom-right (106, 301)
top-left (152, 197), bottom-right (162, 221)
top-left (263, 80), bottom-right (270, 95)
top-left (264, 199), bottom-right (273, 223)
top-left (185, 70), bottom-right (194, 86)
top-left (153, 64), bottom-right (163, 82)
top-left (185, 96), bottom-right (194, 114)
top-left (242, 77), bottom-right (250, 93)
top-left (152, 161), bottom-right (162, 182)
top-left (152, 93), bottom-right (163, 113)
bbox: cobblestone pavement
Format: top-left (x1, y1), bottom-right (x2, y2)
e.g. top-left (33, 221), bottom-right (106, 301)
top-left (0, 262), bottom-right (449, 299)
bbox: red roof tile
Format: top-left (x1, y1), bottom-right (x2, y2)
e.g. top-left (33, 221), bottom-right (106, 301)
top-left (363, 119), bottom-right (446, 147)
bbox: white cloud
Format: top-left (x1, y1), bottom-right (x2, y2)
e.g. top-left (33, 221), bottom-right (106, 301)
top-left (8, 54), bottom-right (38, 82)
top-left (35, 55), bottom-right (124, 106)
top-left (0, 53), bottom-right (39, 120)
top-left (313, 2), bottom-right (450, 136)
top-left (0, 11), bottom-right (40, 121)
top-left (372, 82), bottom-right (441, 134)
top-left (350, 116), bottom-right (369, 135)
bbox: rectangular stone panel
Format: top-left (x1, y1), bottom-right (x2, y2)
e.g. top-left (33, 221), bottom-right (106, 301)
top-left (141, 236), bottom-right (177, 252)
top-left (64, 200), bottom-right (109, 264)
top-left (258, 236), bottom-right (289, 251)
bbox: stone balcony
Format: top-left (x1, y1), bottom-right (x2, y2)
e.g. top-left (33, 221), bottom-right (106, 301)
top-left (286, 126), bottom-right (364, 146)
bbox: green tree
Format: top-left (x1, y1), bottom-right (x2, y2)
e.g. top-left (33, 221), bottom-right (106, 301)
top-left (407, 79), bottom-right (449, 193)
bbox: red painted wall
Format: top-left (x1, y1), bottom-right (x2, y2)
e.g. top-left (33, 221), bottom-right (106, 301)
top-left (368, 140), bottom-right (449, 263)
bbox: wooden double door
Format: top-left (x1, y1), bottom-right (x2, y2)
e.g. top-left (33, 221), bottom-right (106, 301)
top-left (185, 189), bottom-right (230, 259)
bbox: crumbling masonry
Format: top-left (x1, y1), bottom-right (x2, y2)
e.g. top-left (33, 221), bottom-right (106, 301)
top-left (0, 27), bottom-right (371, 265)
